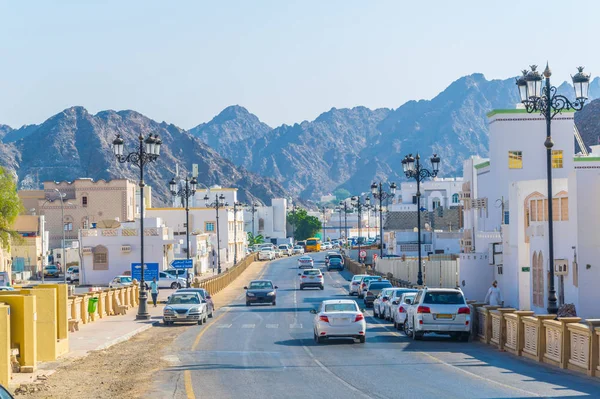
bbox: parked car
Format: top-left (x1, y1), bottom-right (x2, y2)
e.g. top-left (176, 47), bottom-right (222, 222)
top-left (278, 244), bottom-right (293, 256)
top-left (393, 292), bottom-right (418, 330)
top-left (296, 241), bottom-right (306, 249)
top-left (163, 292), bottom-right (208, 326)
top-left (157, 271), bottom-right (187, 289)
top-left (357, 275), bottom-right (383, 299)
top-left (349, 274), bottom-right (369, 296)
top-left (405, 287), bottom-right (471, 341)
top-left (292, 245), bottom-right (305, 255)
top-left (311, 299), bottom-right (366, 343)
top-left (176, 287), bottom-right (214, 318)
top-left (384, 288), bottom-right (419, 321)
top-left (363, 280), bottom-right (392, 308)
top-left (244, 280), bottom-right (278, 306)
top-left (258, 248), bottom-right (275, 261)
top-left (327, 257), bottom-right (344, 271)
top-left (0, 287), bottom-right (14, 292)
top-left (273, 247), bottom-right (283, 258)
top-left (372, 288), bottom-right (395, 319)
top-left (109, 275), bottom-right (134, 288)
top-left (322, 242), bottom-right (332, 250)
top-left (299, 268), bottom-right (324, 290)
top-left (297, 256), bottom-right (314, 269)
top-left (44, 265), bottom-right (60, 278)
top-left (164, 268), bottom-right (194, 280)
top-left (325, 252), bottom-right (344, 267)
top-left (66, 266), bottom-right (79, 283)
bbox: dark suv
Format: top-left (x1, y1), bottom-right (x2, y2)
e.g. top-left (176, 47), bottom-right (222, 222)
top-left (364, 280), bottom-right (393, 308)
top-left (327, 257), bottom-right (344, 271)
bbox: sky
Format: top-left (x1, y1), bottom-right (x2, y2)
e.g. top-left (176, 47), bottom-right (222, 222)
top-left (1, 0), bottom-right (599, 130)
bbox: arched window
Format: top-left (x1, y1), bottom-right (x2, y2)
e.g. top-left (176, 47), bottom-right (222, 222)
top-left (63, 215), bottom-right (74, 231)
top-left (258, 218), bottom-right (265, 232)
top-left (452, 193), bottom-right (459, 204)
top-left (93, 245), bottom-right (108, 270)
top-left (532, 251), bottom-right (545, 308)
top-left (81, 217), bottom-right (89, 229)
top-left (432, 197), bottom-right (441, 210)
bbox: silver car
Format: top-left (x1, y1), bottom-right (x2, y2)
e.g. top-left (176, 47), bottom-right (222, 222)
top-left (311, 299), bottom-right (366, 344)
top-left (372, 288), bottom-right (396, 319)
top-left (299, 268), bottom-right (324, 290)
top-left (297, 256), bottom-right (314, 269)
top-left (163, 292), bottom-right (208, 326)
top-left (392, 292), bottom-right (417, 330)
top-left (349, 274), bottom-right (369, 296)
top-left (383, 288), bottom-right (419, 321)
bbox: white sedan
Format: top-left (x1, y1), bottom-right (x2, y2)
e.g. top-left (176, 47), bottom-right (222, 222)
top-left (297, 256), bottom-right (314, 268)
top-left (311, 299), bottom-right (366, 344)
top-left (258, 249), bottom-right (275, 261)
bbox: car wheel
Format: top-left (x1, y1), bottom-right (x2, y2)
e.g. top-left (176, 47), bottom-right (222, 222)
top-left (246, 302), bottom-right (250, 306)
top-left (208, 310), bottom-right (213, 318)
top-left (170, 282), bottom-right (178, 289)
top-left (359, 336), bottom-right (366, 344)
top-left (393, 321), bottom-right (397, 329)
top-left (198, 318), bottom-right (203, 325)
top-left (314, 331), bottom-right (319, 343)
top-left (404, 320), bottom-right (411, 336)
top-left (320, 285), bottom-right (324, 290)
top-left (300, 285), bottom-right (304, 290)
top-left (373, 307), bottom-right (379, 318)
top-left (460, 332), bottom-right (470, 342)
top-left (272, 301), bottom-right (276, 306)
top-left (317, 336), bottom-right (326, 344)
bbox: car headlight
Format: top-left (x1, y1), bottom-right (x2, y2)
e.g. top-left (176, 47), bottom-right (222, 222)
top-left (189, 307), bottom-right (200, 313)
top-left (267, 291), bottom-right (275, 296)
top-left (164, 308), bottom-right (175, 315)
top-left (246, 292), bottom-right (255, 297)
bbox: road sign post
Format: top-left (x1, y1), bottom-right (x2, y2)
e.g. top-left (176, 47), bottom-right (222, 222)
top-left (131, 263), bottom-right (159, 282)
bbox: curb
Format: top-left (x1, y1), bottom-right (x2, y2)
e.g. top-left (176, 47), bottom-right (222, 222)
top-left (95, 321), bottom-right (160, 351)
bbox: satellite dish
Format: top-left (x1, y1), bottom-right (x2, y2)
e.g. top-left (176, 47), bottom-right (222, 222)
top-left (96, 219), bottom-right (122, 228)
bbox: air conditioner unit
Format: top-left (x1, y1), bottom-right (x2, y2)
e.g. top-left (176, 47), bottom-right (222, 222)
top-left (121, 245), bottom-right (132, 253)
top-left (82, 247), bottom-right (93, 255)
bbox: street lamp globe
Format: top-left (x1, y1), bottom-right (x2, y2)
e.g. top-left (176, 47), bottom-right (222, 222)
top-left (525, 65), bottom-right (543, 99)
top-left (190, 177), bottom-right (198, 193)
top-left (154, 136), bottom-right (162, 156)
top-left (144, 135), bottom-right (156, 154)
top-left (389, 182), bottom-right (397, 195)
top-left (169, 178), bottom-right (177, 194)
top-left (406, 154), bottom-right (415, 173)
top-left (112, 135), bottom-right (124, 157)
top-left (365, 196), bottom-right (371, 206)
top-left (203, 195), bottom-right (210, 206)
top-left (515, 69), bottom-right (529, 102)
top-left (572, 66), bottom-right (591, 100)
top-left (430, 154), bottom-right (441, 175)
top-left (370, 182), bottom-right (378, 195)
top-left (401, 156), bottom-right (408, 173)
top-left (350, 196), bottom-right (358, 205)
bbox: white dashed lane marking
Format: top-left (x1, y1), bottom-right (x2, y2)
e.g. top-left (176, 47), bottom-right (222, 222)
top-left (266, 324), bottom-right (279, 328)
top-left (215, 324), bottom-right (232, 329)
top-left (242, 324), bottom-right (256, 329)
top-left (289, 323), bottom-right (303, 329)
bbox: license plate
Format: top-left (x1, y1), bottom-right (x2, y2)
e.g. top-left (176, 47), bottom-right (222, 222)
top-left (436, 314), bottom-right (453, 319)
top-left (309, 276), bottom-right (314, 279)
top-left (177, 313), bottom-right (186, 318)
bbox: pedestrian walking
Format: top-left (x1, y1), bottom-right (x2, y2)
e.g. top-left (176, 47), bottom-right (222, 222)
top-left (150, 277), bottom-right (159, 307)
top-left (484, 280), bottom-right (504, 306)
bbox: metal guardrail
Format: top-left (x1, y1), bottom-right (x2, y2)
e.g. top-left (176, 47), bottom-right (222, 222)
top-left (192, 253), bottom-right (258, 294)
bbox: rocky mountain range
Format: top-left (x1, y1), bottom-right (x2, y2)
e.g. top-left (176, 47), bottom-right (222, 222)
top-left (189, 74), bottom-right (600, 199)
top-left (0, 107), bottom-right (287, 205)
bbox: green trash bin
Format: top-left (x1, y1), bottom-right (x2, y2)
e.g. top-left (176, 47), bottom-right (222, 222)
top-left (88, 297), bottom-right (99, 313)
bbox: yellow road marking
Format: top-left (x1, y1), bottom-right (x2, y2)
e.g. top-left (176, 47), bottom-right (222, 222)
top-left (185, 261), bottom-right (270, 398)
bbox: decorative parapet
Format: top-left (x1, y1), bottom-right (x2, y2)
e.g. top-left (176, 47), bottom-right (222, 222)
top-left (490, 308), bottom-right (516, 350)
top-left (504, 311), bottom-right (534, 356)
top-left (565, 319), bottom-right (600, 376)
top-left (478, 306), bottom-right (500, 344)
top-left (542, 317), bottom-right (581, 369)
top-left (522, 314), bottom-right (555, 362)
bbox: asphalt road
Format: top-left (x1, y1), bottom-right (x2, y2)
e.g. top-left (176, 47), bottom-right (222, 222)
top-left (150, 253), bottom-right (600, 399)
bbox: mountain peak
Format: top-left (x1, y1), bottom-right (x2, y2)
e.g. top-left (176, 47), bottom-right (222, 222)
top-left (214, 105), bottom-right (254, 122)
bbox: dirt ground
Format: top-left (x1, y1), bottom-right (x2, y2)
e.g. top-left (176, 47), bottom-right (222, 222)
top-left (14, 325), bottom-right (188, 399)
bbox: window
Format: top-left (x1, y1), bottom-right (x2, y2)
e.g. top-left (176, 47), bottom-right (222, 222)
top-left (508, 151), bottom-right (523, 169)
top-left (82, 218), bottom-right (89, 229)
top-left (560, 197), bottom-right (569, 221)
top-left (82, 196), bottom-right (88, 207)
top-left (552, 198), bottom-right (560, 221)
top-left (93, 245), bottom-right (108, 270)
top-left (412, 195), bottom-right (417, 205)
top-left (452, 193), bottom-right (459, 204)
top-left (205, 222), bottom-right (215, 232)
top-left (532, 251), bottom-right (544, 308)
top-left (258, 218), bottom-right (265, 231)
top-left (432, 198), bottom-right (441, 210)
top-left (552, 150), bottom-right (563, 168)
top-left (64, 222), bottom-right (73, 231)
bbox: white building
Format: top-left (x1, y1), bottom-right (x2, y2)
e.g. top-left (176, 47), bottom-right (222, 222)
top-left (459, 107), bottom-right (600, 319)
top-left (244, 198), bottom-right (287, 243)
top-left (390, 178), bottom-right (463, 212)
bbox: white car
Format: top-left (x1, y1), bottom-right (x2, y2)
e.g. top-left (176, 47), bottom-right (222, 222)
top-left (311, 299), bottom-right (366, 343)
top-left (372, 288), bottom-right (396, 319)
top-left (157, 271), bottom-right (187, 289)
top-left (349, 274), bottom-right (369, 296)
top-left (163, 292), bottom-right (208, 326)
top-left (278, 244), bottom-right (293, 256)
top-left (298, 268), bottom-right (324, 290)
top-left (258, 248), bottom-right (275, 261)
top-left (382, 288), bottom-right (419, 320)
top-left (393, 292), bottom-right (418, 330)
top-left (322, 242), bottom-right (332, 250)
top-left (297, 256), bottom-right (314, 269)
top-left (66, 266), bottom-right (80, 283)
top-left (405, 287), bottom-right (471, 341)
top-left (109, 275), bottom-right (134, 288)
top-left (292, 245), bottom-right (305, 255)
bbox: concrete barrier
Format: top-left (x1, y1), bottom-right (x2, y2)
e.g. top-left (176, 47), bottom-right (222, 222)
top-left (0, 304), bottom-right (10, 386)
top-left (0, 295), bottom-right (36, 371)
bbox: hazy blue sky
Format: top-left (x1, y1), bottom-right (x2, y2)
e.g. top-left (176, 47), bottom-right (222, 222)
top-left (1, 0), bottom-right (598, 129)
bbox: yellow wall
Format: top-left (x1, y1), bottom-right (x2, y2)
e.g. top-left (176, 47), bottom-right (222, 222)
top-left (0, 295), bottom-right (36, 369)
top-left (0, 304), bottom-right (10, 386)
top-left (38, 284), bottom-right (69, 340)
top-left (19, 288), bottom-right (57, 361)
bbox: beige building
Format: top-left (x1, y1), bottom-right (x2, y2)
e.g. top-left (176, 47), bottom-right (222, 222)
top-left (19, 178), bottom-right (138, 249)
top-left (10, 216), bottom-right (43, 277)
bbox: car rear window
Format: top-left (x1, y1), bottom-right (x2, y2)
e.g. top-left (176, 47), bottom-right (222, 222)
top-left (324, 303), bottom-right (357, 312)
top-left (307, 240), bottom-right (317, 245)
top-left (369, 282), bottom-right (392, 290)
top-left (329, 254), bottom-right (342, 260)
top-left (423, 291), bottom-right (465, 305)
top-left (303, 270), bottom-right (321, 276)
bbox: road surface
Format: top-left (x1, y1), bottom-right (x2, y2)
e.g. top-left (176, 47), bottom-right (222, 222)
top-left (148, 252), bottom-right (600, 398)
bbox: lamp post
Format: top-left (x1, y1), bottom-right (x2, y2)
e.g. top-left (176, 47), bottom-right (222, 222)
top-left (371, 182), bottom-right (397, 258)
top-left (515, 64), bottom-right (590, 314)
top-left (335, 205), bottom-right (342, 240)
top-left (321, 206), bottom-right (326, 242)
top-left (53, 188), bottom-right (67, 284)
top-left (247, 202), bottom-right (259, 240)
top-left (232, 201), bottom-right (244, 265)
top-left (339, 201), bottom-right (350, 249)
top-left (112, 133), bottom-right (162, 320)
top-left (351, 196), bottom-right (370, 263)
top-left (288, 203), bottom-right (298, 244)
top-left (169, 176), bottom-right (197, 262)
top-left (402, 153), bottom-right (440, 287)
top-left (204, 194), bottom-right (227, 274)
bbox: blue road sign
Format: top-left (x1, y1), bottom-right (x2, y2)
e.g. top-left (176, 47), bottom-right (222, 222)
top-left (170, 259), bottom-right (193, 269)
top-left (131, 263), bottom-right (159, 282)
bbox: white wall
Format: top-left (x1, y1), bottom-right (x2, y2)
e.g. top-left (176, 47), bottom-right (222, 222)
top-left (458, 253), bottom-right (493, 302)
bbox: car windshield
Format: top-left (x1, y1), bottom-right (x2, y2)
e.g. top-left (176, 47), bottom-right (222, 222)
top-left (278, 245), bottom-right (287, 249)
top-left (46, 266), bottom-right (57, 270)
top-left (362, 277), bottom-right (380, 283)
top-left (168, 294), bottom-right (200, 304)
top-left (249, 281), bottom-right (273, 289)
top-left (423, 291), bottom-right (465, 305)
top-left (303, 270), bottom-right (321, 275)
top-left (369, 282), bottom-right (392, 290)
top-left (120, 277), bottom-right (133, 283)
top-left (261, 248), bottom-right (272, 252)
top-left (294, 246), bottom-right (302, 249)
top-left (306, 240), bottom-right (317, 245)
top-left (179, 290), bottom-right (206, 299)
top-left (300, 257), bottom-right (311, 261)
top-left (324, 303), bottom-right (357, 312)
top-left (352, 275), bottom-right (366, 281)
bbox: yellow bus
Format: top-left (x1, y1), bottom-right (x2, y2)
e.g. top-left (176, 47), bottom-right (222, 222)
top-left (305, 237), bottom-right (321, 252)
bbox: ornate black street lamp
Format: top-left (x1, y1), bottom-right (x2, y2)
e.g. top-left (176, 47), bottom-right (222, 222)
top-left (338, 201), bottom-right (351, 249)
top-left (169, 176), bottom-right (197, 262)
top-left (370, 182), bottom-right (397, 258)
top-left (247, 202), bottom-right (259, 240)
top-left (232, 201), bottom-right (244, 265)
top-left (321, 206), bottom-right (327, 242)
top-left (351, 195), bottom-right (370, 263)
top-left (402, 153), bottom-right (440, 287)
top-left (516, 64), bottom-right (590, 314)
top-left (288, 203), bottom-right (299, 244)
top-left (204, 193), bottom-right (227, 274)
top-left (112, 133), bottom-right (162, 320)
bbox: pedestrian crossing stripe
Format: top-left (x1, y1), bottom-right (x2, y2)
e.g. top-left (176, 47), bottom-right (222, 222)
top-left (289, 323), bottom-right (302, 329)
top-left (265, 324), bottom-right (279, 328)
top-left (242, 324), bottom-right (256, 328)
